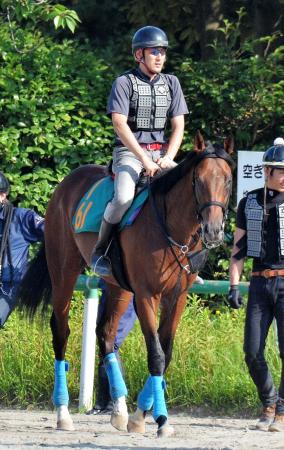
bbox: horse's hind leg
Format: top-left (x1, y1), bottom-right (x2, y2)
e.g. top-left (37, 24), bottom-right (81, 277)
top-left (96, 283), bottom-right (133, 431)
top-left (50, 270), bottom-right (81, 431)
top-left (46, 228), bottom-right (84, 431)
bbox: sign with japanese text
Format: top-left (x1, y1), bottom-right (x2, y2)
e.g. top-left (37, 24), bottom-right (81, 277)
top-left (237, 151), bottom-right (264, 205)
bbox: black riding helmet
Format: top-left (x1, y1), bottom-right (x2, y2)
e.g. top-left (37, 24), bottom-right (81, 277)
top-left (0, 172), bottom-right (9, 194)
top-left (132, 26), bottom-right (168, 53)
top-left (263, 145), bottom-right (284, 169)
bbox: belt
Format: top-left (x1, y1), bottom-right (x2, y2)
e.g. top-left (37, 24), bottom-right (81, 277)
top-left (140, 143), bottom-right (164, 150)
top-left (252, 269), bottom-right (284, 278)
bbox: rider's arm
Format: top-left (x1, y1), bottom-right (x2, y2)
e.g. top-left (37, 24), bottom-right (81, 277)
top-left (157, 75), bottom-right (188, 169)
top-left (166, 115), bottom-right (185, 160)
top-left (156, 115), bottom-right (184, 169)
top-left (229, 227), bottom-right (246, 285)
top-left (112, 113), bottom-right (159, 177)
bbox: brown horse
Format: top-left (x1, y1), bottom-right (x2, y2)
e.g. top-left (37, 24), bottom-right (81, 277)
top-left (17, 132), bottom-right (234, 437)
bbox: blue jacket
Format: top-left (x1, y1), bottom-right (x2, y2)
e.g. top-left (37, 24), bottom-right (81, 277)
top-left (0, 207), bottom-right (44, 283)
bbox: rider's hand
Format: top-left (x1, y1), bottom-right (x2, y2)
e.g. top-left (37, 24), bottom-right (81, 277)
top-left (227, 285), bottom-right (243, 309)
top-left (157, 155), bottom-right (177, 170)
top-left (143, 159), bottom-right (160, 177)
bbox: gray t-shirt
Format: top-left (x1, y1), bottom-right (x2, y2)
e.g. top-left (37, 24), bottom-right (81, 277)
top-left (107, 68), bottom-right (189, 145)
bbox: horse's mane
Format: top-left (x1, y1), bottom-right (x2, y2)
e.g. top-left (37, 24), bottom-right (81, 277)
top-left (150, 142), bottom-right (228, 195)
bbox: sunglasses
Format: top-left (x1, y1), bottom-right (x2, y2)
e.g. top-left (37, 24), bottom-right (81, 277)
top-left (148, 47), bottom-right (167, 56)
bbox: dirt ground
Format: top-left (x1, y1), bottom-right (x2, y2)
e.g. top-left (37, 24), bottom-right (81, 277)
top-left (0, 409), bottom-right (283, 450)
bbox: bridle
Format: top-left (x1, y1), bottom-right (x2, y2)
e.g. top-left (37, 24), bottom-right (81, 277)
top-left (192, 149), bottom-right (234, 225)
top-left (192, 148), bottom-right (234, 249)
top-left (148, 146), bottom-right (235, 270)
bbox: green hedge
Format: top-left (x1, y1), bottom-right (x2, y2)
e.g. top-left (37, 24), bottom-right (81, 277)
top-left (0, 24), bottom-right (115, 212)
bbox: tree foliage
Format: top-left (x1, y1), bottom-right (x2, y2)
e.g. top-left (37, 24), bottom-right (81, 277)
top-left (178, 9), bottom-right (284, 149)
top-left (0, 0), bottom-right (80, 33)
top-left (63, 0), bottom-right (284, 59)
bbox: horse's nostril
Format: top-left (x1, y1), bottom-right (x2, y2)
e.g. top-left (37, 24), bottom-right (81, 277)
top-left (205, 223), bottom-right (222, 236)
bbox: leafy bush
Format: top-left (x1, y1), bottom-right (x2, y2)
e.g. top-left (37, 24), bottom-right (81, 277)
top-left (0, 23), bottom-right (115, 212)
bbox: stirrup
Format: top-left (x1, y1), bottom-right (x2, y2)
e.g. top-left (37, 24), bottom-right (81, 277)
top-left (92, 254), bottom-right (112, 277)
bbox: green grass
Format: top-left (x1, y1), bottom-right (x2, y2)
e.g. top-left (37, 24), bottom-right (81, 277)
top-left (0, 294), bottom-right (280, 414)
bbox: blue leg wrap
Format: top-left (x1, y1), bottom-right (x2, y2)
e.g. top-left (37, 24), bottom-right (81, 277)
top-left (104, 352), bottom-right (127, 401)
top-left (138, 376), bottom-right (154, 411)
top-left (152, 375), bottom-right (168, 421)
top-left (52, 360), bottom-right (69, 407)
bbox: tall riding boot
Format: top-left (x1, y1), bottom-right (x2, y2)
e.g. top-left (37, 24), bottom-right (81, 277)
top-left (91, 218), bottom-right (114, 276)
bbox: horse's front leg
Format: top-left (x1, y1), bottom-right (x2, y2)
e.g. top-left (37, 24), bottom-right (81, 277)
top-left (128, 295), bottom-right (174, 438)
top-left (97, 284), bottom-right (132, 431)
top-left (50, 301), bottom-right (74, 431)
top-left (156, 289), bottom-right (188, 436)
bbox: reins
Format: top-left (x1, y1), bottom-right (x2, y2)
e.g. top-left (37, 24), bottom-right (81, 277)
top-left (148, 148), bottom-right (234, 273)
top-left (148, 178), bottom-right (200, 274)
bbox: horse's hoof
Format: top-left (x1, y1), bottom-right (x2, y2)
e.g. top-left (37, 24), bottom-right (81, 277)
top-left (157, 423), bottom-right (175, 438)
top-left (127, 414), bottom-right (146, 433)
top-left (111, 412), bottom-right (128, 431)
top-left (57, 419), bottom-right (74, 431)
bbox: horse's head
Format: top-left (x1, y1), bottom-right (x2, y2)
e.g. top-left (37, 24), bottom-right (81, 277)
top-left (193, 131), bottom-right (234, 249)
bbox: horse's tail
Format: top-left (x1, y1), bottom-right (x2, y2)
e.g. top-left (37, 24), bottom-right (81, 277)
top-left (17, 243), bottom-right (52, 319)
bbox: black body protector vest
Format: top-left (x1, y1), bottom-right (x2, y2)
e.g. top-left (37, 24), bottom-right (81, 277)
top-left (245, 191), bottom-right (284, 259)
top-left (126, 71), bottom-right (171, 131)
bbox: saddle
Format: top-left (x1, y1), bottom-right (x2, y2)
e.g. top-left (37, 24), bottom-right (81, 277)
top-left (73, 164), bottom-right (154, 291)
top-left (107, 163), bottom-right (154, 292)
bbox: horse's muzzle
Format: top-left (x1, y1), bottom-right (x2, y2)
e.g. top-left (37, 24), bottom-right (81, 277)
top-left (201, 223), bottom-right (225, 249)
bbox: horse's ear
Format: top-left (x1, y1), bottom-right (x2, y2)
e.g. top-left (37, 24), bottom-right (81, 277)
top-left (224, 136), bottom-right (234, 154)
top-left (194, 130), bottom-right (206, 152)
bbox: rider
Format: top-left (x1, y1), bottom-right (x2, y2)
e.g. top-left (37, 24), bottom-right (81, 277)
top-left (91, 25), bottom-right (189, 276)
top-left (228, 143), bottom-right (284, 431)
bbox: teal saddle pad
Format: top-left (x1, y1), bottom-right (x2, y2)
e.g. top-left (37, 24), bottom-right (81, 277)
top-left (73, 176), bottom-right (149, 233)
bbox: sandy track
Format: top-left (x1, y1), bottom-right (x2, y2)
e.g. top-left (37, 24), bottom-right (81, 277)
top-left (0, 409), bottom-right (283, 449)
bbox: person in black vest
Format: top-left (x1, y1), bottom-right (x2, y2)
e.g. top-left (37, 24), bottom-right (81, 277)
top-left (0, 172), bottom-right (44, 327)
top-left (91, 25), bottom-right (188, 276)
top-left (228, 144), bottom-right (284, 431)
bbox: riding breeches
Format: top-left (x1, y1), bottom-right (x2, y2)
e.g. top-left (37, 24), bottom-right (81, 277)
top-left (244, 275), bottom-right (284, 411)
top-left (103, 146), bottom-right (166, 224)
